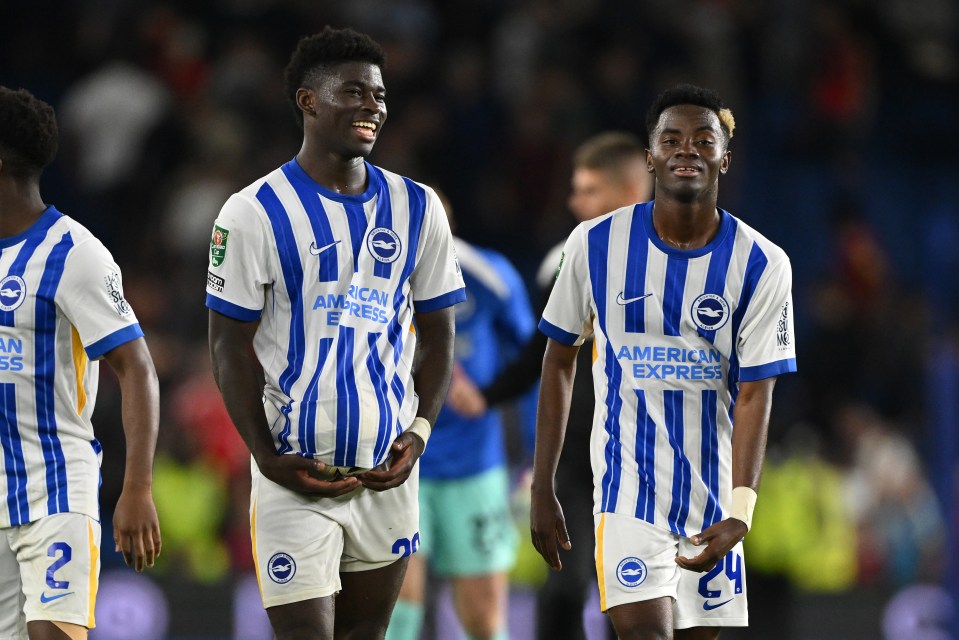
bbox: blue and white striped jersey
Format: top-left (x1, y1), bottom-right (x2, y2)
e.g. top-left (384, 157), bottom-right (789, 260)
top-left (420, 238), bottom-right (535, 480)
top-left (540, 202), bottom-right (797, 537)
top-left (0, 206), bottom-right (144, 527)
top-left (206, 159), bottom-right (466, 471)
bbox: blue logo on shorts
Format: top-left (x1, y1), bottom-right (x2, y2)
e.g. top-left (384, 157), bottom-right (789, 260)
top-left (0, 275), bottom-right (26, 312)
top-left (267, 552), bottom-right (296, 584)
top-left (367, 228), bottom-right (402, 263)
top-left (616, 557), bottom-right (648, 588)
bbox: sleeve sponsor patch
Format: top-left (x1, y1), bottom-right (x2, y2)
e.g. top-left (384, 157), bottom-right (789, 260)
top-left (210, 225), bottom-right (230, 267)
top-left (207, 271), bottom-right (225, 293)
top-left (104, 272), bottom-right (132, 316)
top-left (776, 300), bottom-right (791, 349)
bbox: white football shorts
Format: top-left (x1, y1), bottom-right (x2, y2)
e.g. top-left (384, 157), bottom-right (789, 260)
top-left (250, 460), bottom-right (419, 609)
top-left (595, 511), bottom-right (747, 629)
top-left (0, 513), bottom-right (100, 636)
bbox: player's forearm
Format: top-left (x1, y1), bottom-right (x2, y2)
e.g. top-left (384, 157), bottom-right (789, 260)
top-left (730, 378), bottom-right (776, 490)
top-left (107, 340), bottom-right (160, 488)
top-left (531, 340), bottom-right (578, 488)
top-left (411, 307), bottom-right (456, 424)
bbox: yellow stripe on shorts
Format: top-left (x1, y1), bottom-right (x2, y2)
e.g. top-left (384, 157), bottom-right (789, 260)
top-left (595, 512), bottom-right (607, 611)
top-left (250, 500), bottom-right (263, 598)
top-left (87, 518), bottom-right (98, 628)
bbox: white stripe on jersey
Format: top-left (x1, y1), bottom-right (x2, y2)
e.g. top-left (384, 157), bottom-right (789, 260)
top-left (0, 207), bottom-right (143, 527)
top-left (541, 202), bottom-right (796, 536)
top-left (206, 160), bottom-right (465, 470)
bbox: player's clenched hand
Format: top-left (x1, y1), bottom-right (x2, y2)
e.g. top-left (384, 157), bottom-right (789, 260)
top-left (257, 453), bottom-right (361, 496)
top-left (530, 484), bottom-right (571, 571)
top-left (675, 518), bottom-right (747, 572)
top-left (357, 431), bottom-right (424, 492)
top-left (113, 483), bottom-right (162, 573)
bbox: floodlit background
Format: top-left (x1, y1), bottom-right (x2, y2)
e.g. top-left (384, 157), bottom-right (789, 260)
top-left (2, 1), bottom-right (957, 638)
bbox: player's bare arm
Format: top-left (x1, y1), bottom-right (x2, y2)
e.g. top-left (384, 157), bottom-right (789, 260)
top-left (359, 306), bottom-right (455, 492)
top-left (676, 377), bottom-right (776, 572)
top-left (208, 310), bottom-right (361, 496)
top-left (101, 337), bottom-right (162, 573)
top-left (530, 338), bottom-right (579, 571)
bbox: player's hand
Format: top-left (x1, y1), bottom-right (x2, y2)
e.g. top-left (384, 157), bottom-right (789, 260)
top-left (530, 483), bottom-right (571, 571)
top-left (446, 363), bottom-right (487, 417)
top-left (675, 518), bottom-right (747, 573)
top-left (257, 453), bottom-right (361, 496)
top-left (357, 431), bottom-right (425, 492)
top-left (113, 483), bottom-right (162, 573)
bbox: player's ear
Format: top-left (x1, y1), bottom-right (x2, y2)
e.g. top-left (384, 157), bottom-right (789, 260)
top-left (720, 150), bottom-right (731, 175)
top-left (645, 149), bottom-right (654, 173)
top-left (296, 87), bottom-right (316, 117)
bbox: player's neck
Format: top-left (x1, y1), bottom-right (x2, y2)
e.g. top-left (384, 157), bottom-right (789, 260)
top-left (651, 198), bottom-right (720, 251)
top-left (0, 182), bottom-right (47, 239)
top-left (295, 146), bottom-right (369, 195)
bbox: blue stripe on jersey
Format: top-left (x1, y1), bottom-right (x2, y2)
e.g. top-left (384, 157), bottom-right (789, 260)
top-left (85, 324), bottom-right (144, 359)
top-left (0, 210), bottom-right (61, 325)
top-left (0, 383), bottom-right (28, 525)
top-left (281, 163), bottom-right (339, 283)
top-left (343, 202), bottom-right (366, 273)
top-left (297, 337), bottom-right (334, 456)
top-left (35, 233), bottom-right (74, 514)
top-left (369, 165), bottom-right (394, 279)
top-left (633, 390), bottom-right (657, 523)
top-left (740, 358), bottom-right (797, 381)
top-left (366, 333), bottom-right (394, 464)
top-left (256, 183), bottom-right (307, 400)
top-left (700, 390), bottom-right (722, 527)
top-left (538, 318), bottom-right (580, 345)
top-left (624, 205), bottom-right (649, 334)
top-left (334, 326), bottom-right (361, 466)
top-left (662, 257), bottom-right (689, 337)
top-left (664, 390), bottom-right (692, 535)
top-left (588, 219), bottom-right (624, 513)
top-left (697, 217), bottom-right (738, 344)
top-left (727, 243), bottom-right (768, 403)
top-left (205, 294), bottom-right (261, 322)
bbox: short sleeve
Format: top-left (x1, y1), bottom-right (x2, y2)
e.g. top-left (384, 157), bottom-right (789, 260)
top-left (736, 253), bottom-right (797, 381)
top-left (539, 225), bottom-right (593, 346)
top-left (410, 187), bottom-right (466, 312)
top-left (205, 193), bottom-right (272, 321)
top-left (57, 239), bottom-right (143, 359)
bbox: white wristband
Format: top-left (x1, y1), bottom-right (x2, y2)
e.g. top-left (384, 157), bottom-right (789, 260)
top-left (405, 417), bottom-right (431, 448)
top-left (730, 486), bottom-right (757, 531)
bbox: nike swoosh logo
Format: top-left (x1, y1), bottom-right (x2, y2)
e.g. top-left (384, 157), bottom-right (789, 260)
top-left (309, 240), bottom-right (341, 256)
top-left (616, 292), bottom-right (653, 305)
top-left (40, 591), bottom-right (74, 603)
top-left (702, 598), bottom-right (733, 611)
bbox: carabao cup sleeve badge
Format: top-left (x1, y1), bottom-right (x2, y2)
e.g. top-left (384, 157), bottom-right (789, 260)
top-left (210, 225), bottom-right (230, 267)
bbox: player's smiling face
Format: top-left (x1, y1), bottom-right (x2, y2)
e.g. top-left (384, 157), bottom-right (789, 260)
top-left (646, 105), bottom-right (730, 203)
top-left (305, 61), bottom-right (387, 160)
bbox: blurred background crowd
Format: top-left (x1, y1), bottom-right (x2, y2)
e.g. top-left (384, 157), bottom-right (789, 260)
top-left (2, 0), bottom-right (957, 638)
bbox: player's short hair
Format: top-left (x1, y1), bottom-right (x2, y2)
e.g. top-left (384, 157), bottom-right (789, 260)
top-left (0, 87), bottom-right (58, 181)
top-left (572, 132), bottom-right (645, 175)
top-left (283, 26), bottom-right (387, 128)
top-left (645, 84), bottom-right (736, 145)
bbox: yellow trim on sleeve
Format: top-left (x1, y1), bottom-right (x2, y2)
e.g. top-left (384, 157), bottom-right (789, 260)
top-left (87, 518), bottom-right (99, 629)
top-left (251, 500), bottom-right (263, 599)
top-left (71, 327), bottom-right (88, 415)
top-left (595, 512), bottom-right (607, 611)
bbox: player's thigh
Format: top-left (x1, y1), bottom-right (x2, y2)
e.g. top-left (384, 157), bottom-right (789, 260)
top-left (335, 556), bottom-right (410, 638)
top-left (607, 597), bottom-right (674, 640)
top-left (396, 553), bottom-right (426, 602)
top-left (13, 514), bottom-right (99, 631)
top-left (674, 538), bottom-right (747, 630)
top-left (425, 467), bottom-right (517, 577)
top-left (26, 620), bottom-right (88, 640)
top-left (251, 466), bottom-right (349, 609)
top-left (266, 597), bottom-right (334, 640)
